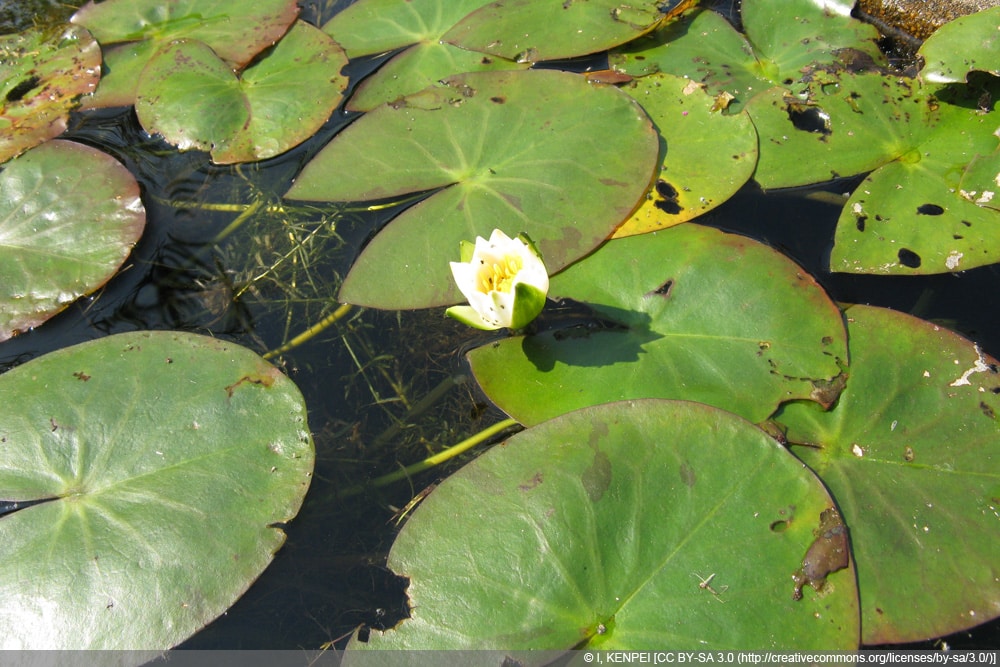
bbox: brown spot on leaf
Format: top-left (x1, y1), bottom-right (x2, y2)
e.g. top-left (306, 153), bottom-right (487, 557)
top-left (599, 177), bottom-right (629, 188)
top-left (792, 507), bottom-right (849, 600)
top-left (580, 422), bottom-right (612, 501)
top-left (225, 373), bottom-right (276, 398)
top-left (585, 69), bottom-right (633, 85)
top-left (518, 472), bottom-right (543, 491)
top-left (679, 462), bottom-right (696, 487)
top-left (810, 373), bottom-right (847, 408)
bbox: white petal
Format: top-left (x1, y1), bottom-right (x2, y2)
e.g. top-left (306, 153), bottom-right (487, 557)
top-left (449, 261), bottom-right (481, 303)
top-left (514, 258), bottom-right (549, 293)
top-left (487, 229), bottom-right (514, 245)
top-left (445, 305), bottom-right (499, 330)
top-left (476, 229), bottom-right (521, 266)
top-left (489, 289), bottom-right (517, 328)
top-left (467, 291), bottom-right (505, 328)
top-left (472, 234), bottom-right (497, 260)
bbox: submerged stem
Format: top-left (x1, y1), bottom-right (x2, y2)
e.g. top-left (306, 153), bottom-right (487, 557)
top-left (370, 374), bottom-right (468, 451)
top-left (339, 418), bottom-right (521, 497)
top-left (211, 198), bottom-right (265, 244)
top-left (263, 303), bottom-right (354, 359)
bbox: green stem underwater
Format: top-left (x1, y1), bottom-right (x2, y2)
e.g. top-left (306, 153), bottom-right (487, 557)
top-left (339, 417), bottom-right (521, 498)
top-left (263, 303), bottom-right (354, 359)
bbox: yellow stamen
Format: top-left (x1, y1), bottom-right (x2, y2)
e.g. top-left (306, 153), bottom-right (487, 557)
top-left (478, 255), bottom-right (523, 294)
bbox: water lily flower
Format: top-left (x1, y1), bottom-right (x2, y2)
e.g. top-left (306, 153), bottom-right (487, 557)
top-left (446, 229), bottom-right (549, 331)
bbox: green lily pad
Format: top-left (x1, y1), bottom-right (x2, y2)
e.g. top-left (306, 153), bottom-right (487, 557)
top-left (606, 0), bottom-right (909, 192)
top-left (611, 9), bottom-right (759, 98)
top-left (71, 0), bottom-right (298, 107)
top-left (346, 41), bottom-right (528, 113)
top-left (613, 72), bottom-right (758, 237)
top-left (321, 0), bottom-right (496, 58)
top-left (740, 0), bottom-right (880, 80)
top-left (286, 69), bottom-right (660, 310)
top-left (918, 6), bottom-right (1000, 83)
top-left (135, 21), bottom-right (349, 164)
top-left (959, 146), bottom-right (1000, 212)
top-left (745, 72), bottom-right (925, 189)
top-left (79, 40), bottom-right (158, 110)
top-left (610, 0), bottom-right (884, 114)
top-left (345, 400), bottom-right (858, 653)
top-left (468, 224), bottom-right (847, 426)
top-left (829, 77), bottom-right (1000, 274)
top-left (0, 331), bottom-right (314, 649)
top-left (773, 305), bottom-right (1000, 644)
top-left (323, 0), bottom-right (525, 111)
top-left (442, 0), bottom-right (671, 64)
top-left (0, 140), bottom-right (145, 342)
top-left (0, 23), bottom-right (101, 163)
top-left (72, 0), bottom-right (297, 66)
top-left (729, 57), bottom-right (1000, 274)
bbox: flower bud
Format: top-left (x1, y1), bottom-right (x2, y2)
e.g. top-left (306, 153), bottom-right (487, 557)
top-left (446, 229), bottom-right (548, 331)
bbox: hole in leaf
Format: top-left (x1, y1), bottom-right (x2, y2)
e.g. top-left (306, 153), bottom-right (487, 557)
top-left (5, 75), bottom-right (41, 103)
top-left (787, 103), bottom-right (832, 137)
top-left (917, 203), bottom-right (944, 215)
top-left (897, 248), bottom-right (921, 268)
top-left (654, 179), bottom-right (682, 215)
top-left (770, 519), bottom-right (790, 533)
top-left (980, 401), bottom-right (995, 419)
top-left (855, 215), bottom-right (867, 232)
top-left (652, 279), bottom-right (674, 298)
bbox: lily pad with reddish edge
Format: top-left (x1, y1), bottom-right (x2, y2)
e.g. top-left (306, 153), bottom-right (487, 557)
top-left (0, 23), bottom-right (100, 163)
top-left (0, 140), bottom-right (145, 342)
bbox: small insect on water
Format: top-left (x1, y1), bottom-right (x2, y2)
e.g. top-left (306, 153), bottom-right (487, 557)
top-left (693, 572), bottom-right (728, 603)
